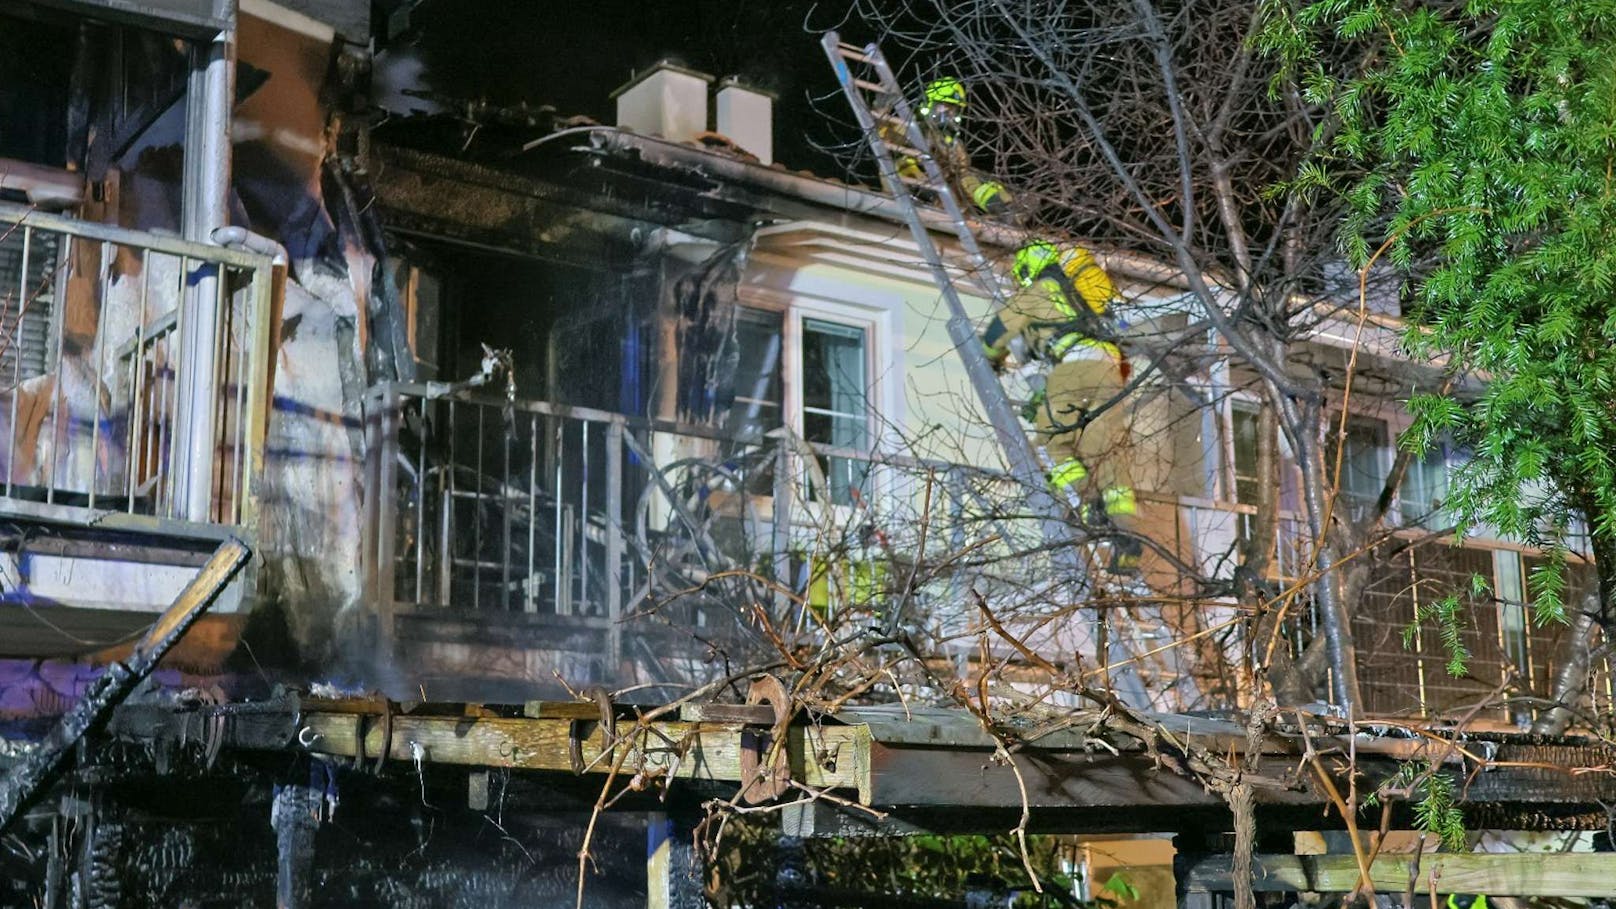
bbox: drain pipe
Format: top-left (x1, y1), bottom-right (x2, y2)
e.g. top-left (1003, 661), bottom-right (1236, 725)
top-left (173, 0), bottom-right (238, 523)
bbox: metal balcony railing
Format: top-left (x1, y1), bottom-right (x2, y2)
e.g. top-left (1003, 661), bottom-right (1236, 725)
top-left (0, 204), bottom-right (275, 536)
top-left (359, 383), bottom-right (1058, 673)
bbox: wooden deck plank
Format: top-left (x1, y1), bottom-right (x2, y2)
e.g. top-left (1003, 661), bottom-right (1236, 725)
top-left (1182, 853), bottom-right (1616, 897)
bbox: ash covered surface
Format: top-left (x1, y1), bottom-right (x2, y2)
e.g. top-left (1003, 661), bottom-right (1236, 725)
top-left (4, 767), bottom-right (649, 907)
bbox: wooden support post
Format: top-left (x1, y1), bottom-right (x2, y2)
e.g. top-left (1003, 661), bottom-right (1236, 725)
top-left (774, 834), bottom-right (813, 909)
top-left (1172, 829), bottom-right (1225, 909)
top-left (271, 780), bottom-right (321, 909)
top-left (646, 813), bottom-right (703, 909)
top-left (468, 770), bottom-right (490, 811)
top-left (69, 795), bottom-right (122, 908)
top-left (42, 812), bottom-right (65, 909)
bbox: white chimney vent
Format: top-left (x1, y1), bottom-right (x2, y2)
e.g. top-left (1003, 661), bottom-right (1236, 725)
top-left (715, 77), bottom-right (774, 165)
top-left (610, 61), bottom-right (714, 143)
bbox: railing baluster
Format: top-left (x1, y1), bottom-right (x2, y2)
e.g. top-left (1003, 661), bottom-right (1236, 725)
top-left (473, 403), bottom-right (483, 612)
top-left (560, 504), bottom-right (574, 618)
top-left (45, 234), bottom-right (72, 505)
top-left (6, 226), bottom-right (29, 499)
top-left (553, 415), bottom-right (563, 616)
top-left (126, 250), bottom-right (150, 512)
top-left (231, 268), bottom-right (247, 524)
top-left (771, 440), bottom-right (792, 621)
top-left (501, 403), bottom-right (512, 611)
top-left (441, 399), bottom-right (456, 606)
top-left (414, 398), bottom-right (427, 604)
top-left (605, 418), bottom-right (623, 665)
top-left (580, 419), bottom-right (589, 614)
top-left (88, 241), bottom-right (113, 511)
top-left (375, 387), bottom-right (400, 633)
top-left (206, 262), bottom-right (224, 521)
top-left (161, 255), bottom-right (187, 519)
top-left (527, 412), bottom-right (538, 614)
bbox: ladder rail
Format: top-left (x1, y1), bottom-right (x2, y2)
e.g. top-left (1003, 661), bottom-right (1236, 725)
top-left (820, 31), bottom-right (1086, 583)
top-left (823, 34), bottom-right (1005, 312)
top-left (862, 50), bottom-right (1007, 309)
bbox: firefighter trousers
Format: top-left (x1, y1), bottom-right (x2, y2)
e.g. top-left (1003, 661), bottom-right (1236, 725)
top-left (1035, 355), bottom-right (1137, 530)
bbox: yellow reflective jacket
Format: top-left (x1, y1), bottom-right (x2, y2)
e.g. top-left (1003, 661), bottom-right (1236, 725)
top-left (989, 274), bottom-right (1120, 363)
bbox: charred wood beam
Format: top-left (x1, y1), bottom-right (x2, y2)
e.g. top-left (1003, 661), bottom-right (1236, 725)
top-left (293, 707), bottom-right (862, 795)
top-left (15, 688), bottom-right (1616, 837)
top-left (104, 689), bottom-right (304, 754)
top-left (0, 538), bottom-right (251, 835)
top-left (370, 144), bottom-right (751, 252)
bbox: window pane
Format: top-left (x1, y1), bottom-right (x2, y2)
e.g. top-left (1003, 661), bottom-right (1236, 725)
top-left (1231, 405), bottom-right (1259, 506)
top-left (724, 307), bottom-right (783, 440)
top-left (1399, 443), bottom-right (1449, 527)
top-left (1494, 550), bottom-right (1529, 672)
top-left (801, 319), bottom-right (870, 505)
top-left (802, 319), bottom-right (867, 417)
top-left (1327, 416), bottom-right (1388, 518)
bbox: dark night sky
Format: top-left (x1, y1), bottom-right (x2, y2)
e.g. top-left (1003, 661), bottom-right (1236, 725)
top-left (376, 0), bottom-right (889, 174)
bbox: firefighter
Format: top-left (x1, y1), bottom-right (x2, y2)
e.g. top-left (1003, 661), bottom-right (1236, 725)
top-left (885, 78), bottom-right (1013, 219)
top-left (983, 239), bottom-right (1142, 572)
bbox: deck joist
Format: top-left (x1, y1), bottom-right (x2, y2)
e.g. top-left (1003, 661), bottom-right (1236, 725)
top-left (5, 694), bottom-right (1593, 835)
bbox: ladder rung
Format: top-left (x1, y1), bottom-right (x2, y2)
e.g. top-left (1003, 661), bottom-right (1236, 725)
top-left (852, 78), bottom-right (891, 94)
top-left (837, 43), bottom-right (876, 63)
top-left (886, 144), bottom-right (926, 159)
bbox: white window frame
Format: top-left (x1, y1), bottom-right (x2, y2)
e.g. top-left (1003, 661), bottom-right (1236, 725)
top-left (783, 301), bottom-right (882, 510)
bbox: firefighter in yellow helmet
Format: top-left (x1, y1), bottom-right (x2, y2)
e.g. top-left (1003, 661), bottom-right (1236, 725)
top-left (882, 78), bottom-right (1014, 219)
top-left (983, 239), bottom-right (1141, 572)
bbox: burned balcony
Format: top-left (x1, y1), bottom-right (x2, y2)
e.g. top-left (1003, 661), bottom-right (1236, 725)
top-left (0, 204), bottom-right (275, 653)
top-left (358, 381), bottom-right (1064, 699)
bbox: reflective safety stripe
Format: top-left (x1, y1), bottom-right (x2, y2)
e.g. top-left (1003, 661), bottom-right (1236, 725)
top-left (1102, 485), bottom-right (1137, 517)
top-left (1050, 332), bottom-right (1122, 361)
top-left (1039, 279), bottom-right (1119, 362)
top-left (1049, 458), bottom-right (1087, 489)
top-left (972, 180), bottom-right (1006, 209)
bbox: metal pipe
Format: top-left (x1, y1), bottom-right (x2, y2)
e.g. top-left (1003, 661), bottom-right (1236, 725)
top-left (210, 226), bottom-right (288, 267)
top-left (173, 7), bottom-right (236, 523)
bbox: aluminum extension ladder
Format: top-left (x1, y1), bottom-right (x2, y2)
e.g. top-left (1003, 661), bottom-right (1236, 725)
top-left (819, 31), bottom-right (1089, 581)
top-left (821, 33), bottom-right (1178, 707)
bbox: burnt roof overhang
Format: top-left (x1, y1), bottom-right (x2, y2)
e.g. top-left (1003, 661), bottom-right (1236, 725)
top-left (369, 116), bottom-right (959, 248)
top-left (16, 0), bottom-right (231, 37)
top-left (368, 140), bottom-right (757, 261)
